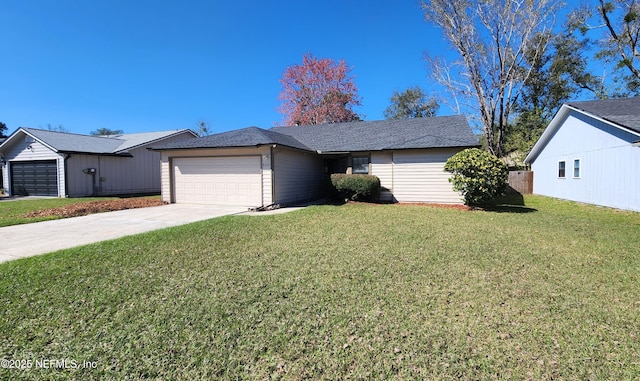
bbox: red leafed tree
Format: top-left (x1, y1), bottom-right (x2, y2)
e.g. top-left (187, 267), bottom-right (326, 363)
top-left (278, 53), bottom-right (362, 126)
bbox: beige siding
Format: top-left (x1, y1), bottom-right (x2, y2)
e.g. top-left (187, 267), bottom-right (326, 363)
top-left (261, 151), bottom-right (273, 206)
top-left (392, 149), bottom-right (462, 204)
top-left (159, 147), bottom-right (272, 205)
top-left (273, 147), bottom-right (322, 205)
top-left (370, 152), bottom-right (393, 202)
top-left (160, 153), bottom-right (171, 203)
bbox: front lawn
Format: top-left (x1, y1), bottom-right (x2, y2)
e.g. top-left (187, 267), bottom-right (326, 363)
top-left (0, 196), bottom-right (639, 379)
top-left (0, 196), bottom-right (162, 227)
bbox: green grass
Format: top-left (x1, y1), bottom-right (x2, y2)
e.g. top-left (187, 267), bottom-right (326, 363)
top-left (1, 196), bottom-right (639, 380)
top-left (0, 197), bottom-right (152, 227)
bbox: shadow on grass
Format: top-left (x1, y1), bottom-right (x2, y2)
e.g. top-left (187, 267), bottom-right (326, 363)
top-left (479, 193), bottom-right (538, 214)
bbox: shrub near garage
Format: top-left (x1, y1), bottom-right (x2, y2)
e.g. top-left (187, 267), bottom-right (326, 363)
top-left (330, 174), bottom-right (380, 202)
top-left (443, 148), bottom-right (508, 206)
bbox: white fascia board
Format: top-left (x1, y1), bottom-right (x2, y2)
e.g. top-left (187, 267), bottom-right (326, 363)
top-left (525, 104), bottom-right (640, 163)
top-left (0, 128), bottom-right (59, 154)
top-left (524, 105), bottom-right (570, 164)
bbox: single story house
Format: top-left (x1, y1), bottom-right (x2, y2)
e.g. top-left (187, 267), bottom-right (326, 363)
top-left (150, 117), bottom-right (479, 207)
top-left (0, 128), bottom-right (197, 197)
top-left (525, 97), bottom-right (640, 212)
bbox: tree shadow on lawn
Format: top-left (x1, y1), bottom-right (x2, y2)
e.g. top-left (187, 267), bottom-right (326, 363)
top-left (478, 192), bottom-right (538, 214)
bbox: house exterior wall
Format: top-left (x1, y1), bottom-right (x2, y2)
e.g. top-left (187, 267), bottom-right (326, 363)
top-left (391, 148), bottom-right (462, 204)
top-left (272, 147), bottom-right (322, 205)
top-left (159, 146), bottom-right (273, 205)
top-left (531, 110), bottom-right (640, 211)
top-left (370, 151), bottom-right (393, 202)
top-left (65, 132), bottom-right (195, 197)
top-left (2, 137), bottom-right (65, 197)
top-left (1, 130), bottom-right (196, 197)
top-left (158, 146), bottom-right (465, 206)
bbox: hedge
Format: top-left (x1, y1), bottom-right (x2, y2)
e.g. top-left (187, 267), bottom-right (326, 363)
top-left (330, 174), bottom-right (381, 202)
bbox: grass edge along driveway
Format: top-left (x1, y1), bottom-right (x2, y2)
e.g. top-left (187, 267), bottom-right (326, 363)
top-left (1, 195), bottom-right (639, 380)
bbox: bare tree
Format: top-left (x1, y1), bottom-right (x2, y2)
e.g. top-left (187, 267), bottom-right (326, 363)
top-left (421, 0), bottom-right (562, 156)
top-left (196, 120), bottom-right (212, 136)
top-left (45, 124), bottom-right (70, 133)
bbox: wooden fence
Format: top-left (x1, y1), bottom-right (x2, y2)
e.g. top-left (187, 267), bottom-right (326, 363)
top-left (508, 171), bottom-right (533, 194)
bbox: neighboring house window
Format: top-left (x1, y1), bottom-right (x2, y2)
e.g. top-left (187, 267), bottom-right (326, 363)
top-left (558, 161), bottom-right (566, 178)
top-left (352, 156), bottom-right (369, 174)
top-left (573, 159), bottom-right (580, 178)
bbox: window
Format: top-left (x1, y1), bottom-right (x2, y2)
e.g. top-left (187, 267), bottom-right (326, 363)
top-left (573, 159), bottom-right (580, 178)
top-left (558, 161), bottom-right (566, 178)
top-left (352, 156), bottom-right (369, 174)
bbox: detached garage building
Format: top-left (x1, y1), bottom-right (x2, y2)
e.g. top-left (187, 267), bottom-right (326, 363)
top-left (151, 117), bottom-right (479, 207)
top-left (0, 128), bottom-right (197, 197)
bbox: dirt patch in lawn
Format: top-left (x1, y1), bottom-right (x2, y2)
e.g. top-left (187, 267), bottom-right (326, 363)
top-left (23, 198), bottom-right (166, 219)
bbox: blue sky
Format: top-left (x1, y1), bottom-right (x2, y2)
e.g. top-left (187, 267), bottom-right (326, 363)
top-left (1, 0), bottom-right (448, 135)
top-left (2, 1), bottom-right (588, 136)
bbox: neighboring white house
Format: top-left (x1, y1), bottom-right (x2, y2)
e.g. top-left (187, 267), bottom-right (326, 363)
top-left (0, 128), bottom-right (197, 197)
top-left (525, 97), bottom-right (640, 212)
top-left (150, 117), bottom-right (480, 207)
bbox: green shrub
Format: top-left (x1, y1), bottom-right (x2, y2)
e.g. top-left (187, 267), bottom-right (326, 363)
top-left (443, 148), bottom-right (508, 206)
top-left (330, 174), bottom-right (381, 202)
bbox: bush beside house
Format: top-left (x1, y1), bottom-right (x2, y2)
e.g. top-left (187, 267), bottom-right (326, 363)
top-left (444, 148), bottom-right (508, 206)
top-left (330, 174), bottom-right (381, 202)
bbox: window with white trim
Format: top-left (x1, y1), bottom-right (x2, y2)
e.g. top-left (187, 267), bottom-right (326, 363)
top-left (573, 159), bottom-right (580, 178)
top-left (558, 161), bottom-right (566, 178)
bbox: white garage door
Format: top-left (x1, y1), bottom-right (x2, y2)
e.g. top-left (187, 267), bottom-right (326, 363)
top-left (173, 157), bottom-right (262, 206)
top-left (392, 151), bottom-right (462, 204)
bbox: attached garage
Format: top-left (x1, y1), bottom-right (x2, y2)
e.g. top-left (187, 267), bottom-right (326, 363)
top-left (10, 160), bottom-right (59, 196)
top-left (152, 119), bottom-right (478, 207)
top-left (172, 156), bottom-right (262, 206)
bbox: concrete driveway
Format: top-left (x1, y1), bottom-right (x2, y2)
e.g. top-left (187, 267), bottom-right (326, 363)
top-left (0, 204), bottom-right (247, 263)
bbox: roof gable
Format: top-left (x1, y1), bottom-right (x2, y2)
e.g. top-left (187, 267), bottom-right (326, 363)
top-left (525, 98), bottom-right (640, 164)
top-left (0, 128), bottom-right (195, 155)
top-left (150, 127), bottom-right (313, 151)
top-left (152, 117), bottom-right (479, 152)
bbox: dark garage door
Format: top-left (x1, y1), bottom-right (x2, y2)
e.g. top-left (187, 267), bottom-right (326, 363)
top-left (11, 160), bottom-right (58, 196)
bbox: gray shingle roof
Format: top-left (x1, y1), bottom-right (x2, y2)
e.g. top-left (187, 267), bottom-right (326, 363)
top-left (24, 128), bottom-right (124, 154)
top-left (150, 127), bottom-right (313, 151)
top-left (152, 117), bottom-right (478, 152)
top-left (14, 128), bottom-right (193, 154)
top-left (271, 116), bottom-right (478, 152)
top-left (567, 97), bottom-right (640, 133)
